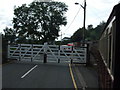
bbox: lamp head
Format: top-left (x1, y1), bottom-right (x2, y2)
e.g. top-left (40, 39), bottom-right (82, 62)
top-left (75, 2), bottom-right (79, 5)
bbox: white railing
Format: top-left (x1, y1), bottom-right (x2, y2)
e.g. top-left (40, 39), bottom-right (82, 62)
top-left (8, 44), bottom-right (87, 63)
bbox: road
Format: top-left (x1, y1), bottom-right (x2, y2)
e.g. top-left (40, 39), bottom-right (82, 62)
top-left (2, 61), bottom-right (76, 89)
top-left (2, 61), bottom-right (99, 89)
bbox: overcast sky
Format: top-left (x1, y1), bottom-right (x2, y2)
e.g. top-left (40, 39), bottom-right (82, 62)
top-left (0, 0), bottom-right (119, 40)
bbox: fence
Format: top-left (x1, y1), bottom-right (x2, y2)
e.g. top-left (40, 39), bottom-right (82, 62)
top-left (8, 43), bottom-right (88, 64)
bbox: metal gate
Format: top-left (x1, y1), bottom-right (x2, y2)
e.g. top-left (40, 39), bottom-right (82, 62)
top-left (8, 43), bottom-right (88, 63)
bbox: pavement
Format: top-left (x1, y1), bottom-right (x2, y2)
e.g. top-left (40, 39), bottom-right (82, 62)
top-left (2, 60), bottom-right (99, 89)
top-left (73, 64), bottom-right (99, 89)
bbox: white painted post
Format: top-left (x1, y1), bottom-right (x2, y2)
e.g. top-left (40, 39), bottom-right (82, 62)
top-left (43, 42), bottom-right (48, 54)
top-left (8, 44), bottom-right (10, 59)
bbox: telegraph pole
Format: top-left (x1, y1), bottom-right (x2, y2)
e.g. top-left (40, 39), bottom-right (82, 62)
top-left (83, 0), bottom-right (86, 45)
top-left (75, 0), bottom-right (86, 45)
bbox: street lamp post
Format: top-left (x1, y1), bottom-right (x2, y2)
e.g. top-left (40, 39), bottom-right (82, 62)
top-left (75, 0), bottom-right (86, 45)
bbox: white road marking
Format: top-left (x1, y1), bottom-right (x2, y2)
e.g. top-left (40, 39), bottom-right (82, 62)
top-left (21, 65), bottom-right (38, 78)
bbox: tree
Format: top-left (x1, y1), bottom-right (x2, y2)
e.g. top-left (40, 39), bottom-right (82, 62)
top-left (94, 21), bottom-right (106, 39)
top-left (85, 24), bottom-right (94, 41)
top-left (13, 1), bottom-right (68, 44)
top-left (86, 22), bottom-right (106, 41)
top-left (70, 21), bottom-right (106, 42)
top-left (71, 28), bottom-right (83, 42)
top-left (61, 37), bottom-right (71, 45)
top-left (87, 24), bottom-right (93, 30)
top-left (3, 27), bottom-right (16, 43)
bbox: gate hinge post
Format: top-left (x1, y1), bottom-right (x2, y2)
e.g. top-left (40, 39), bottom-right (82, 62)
top-left (71, 59), bottom-right (73, 64)
top-left (58, 45), bottom-right (61, 63)
top-left (19, 44), bottom-right (21, 61)
top-left (43, 42), bottom-right (48, 63)
top-left (31, 44), bottom-right (33, 62)
top-left (43, 53), bottom-right (47, 63)
top-left (86, 44), bottom-right (90, 66)
top-left (71, 46), bottom-right (74, 64)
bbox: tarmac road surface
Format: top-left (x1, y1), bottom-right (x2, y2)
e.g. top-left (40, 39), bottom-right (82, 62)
top-left (2, 61), bottom-right (75, 88)
top-left (2, 60), bottom-right (99, 89)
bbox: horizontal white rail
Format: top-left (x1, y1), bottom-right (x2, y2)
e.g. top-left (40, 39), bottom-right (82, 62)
top-left (8, 44), bottom-right (87, 63)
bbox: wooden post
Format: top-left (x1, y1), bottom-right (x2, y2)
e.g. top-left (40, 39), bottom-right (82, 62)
top-left (19, 44), bottom-right (21, 61)
top-left (58, 45), bottom-right (60, 63)
top-left (71, 46), bottom-right (74, 64)
top-left (43, 42), bottom-right (47, 63)
top-left (44, 53), bottom-right (47, 63)
top-left (86, 44), bottom-right (90, 66)
top-left (31, 44), bottom-right (33, 62)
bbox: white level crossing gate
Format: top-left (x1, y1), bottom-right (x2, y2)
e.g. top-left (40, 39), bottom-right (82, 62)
top-left (8, 43), bottom-right (88, 64)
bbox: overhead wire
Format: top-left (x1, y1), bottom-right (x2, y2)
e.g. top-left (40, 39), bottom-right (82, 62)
top-left (64, 6), bottom-right (81, 32)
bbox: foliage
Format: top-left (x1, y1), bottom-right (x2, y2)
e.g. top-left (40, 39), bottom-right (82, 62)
top-left (13, 1), bottom-right (68, 44)
top-left (71, 28), bottom-right (83, 42)
top-left (61, 40), bottom-right (71, 45)
top-left (87, 21), bottom-right (106, 41)
top-left (70, 21), bottom-right (106, 42)
top-left (61, 37), bottom-right (71, 45)
top-left (55, 41), bottom-right (61, 45)
top-left (3, 27), bottom-right (16, 43)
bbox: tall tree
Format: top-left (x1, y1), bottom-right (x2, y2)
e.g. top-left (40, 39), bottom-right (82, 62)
top-left (13, 1), bottom-right (68, 44)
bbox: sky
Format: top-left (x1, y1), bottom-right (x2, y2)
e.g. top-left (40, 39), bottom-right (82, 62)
top-left (0, 0), bottom-right (119, 40)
